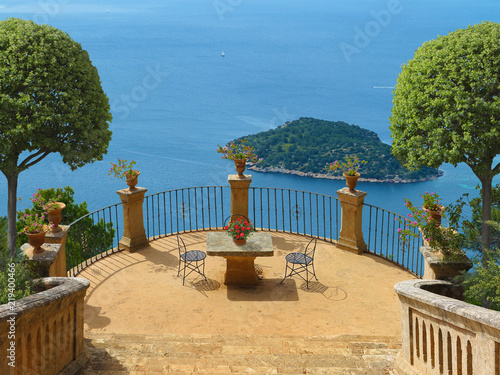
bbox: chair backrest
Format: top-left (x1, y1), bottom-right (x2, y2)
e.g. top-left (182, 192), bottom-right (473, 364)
top-left (177, 235), bottom-right (187, 256)
top-left (304, 237), bottom-right (317, 259)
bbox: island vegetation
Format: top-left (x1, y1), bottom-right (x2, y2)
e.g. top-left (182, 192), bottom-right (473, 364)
top-left (230, 117), bottom-right (440, 182)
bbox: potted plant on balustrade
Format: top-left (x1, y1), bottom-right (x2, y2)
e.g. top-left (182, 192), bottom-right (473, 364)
top-left (217, 138), bottom-right (262, 178)
top-left (224, 216), bottom-right (255, 245)
top-left (29, 188), bottom-right (66, 233)
top-left (19, 212), bottom-right (48, 254)
top-left (108, 158), bottom-right (140, 190)
top-left (396, 192), bottom-right (472, 279)
top-left (324, 155), bottom-right (367, 192)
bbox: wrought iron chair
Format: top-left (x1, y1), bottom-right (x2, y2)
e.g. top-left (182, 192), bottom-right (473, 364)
top-left (177, 235), bottom-right (207, 285)
top-left (280, 237), bottom-right (318, 289)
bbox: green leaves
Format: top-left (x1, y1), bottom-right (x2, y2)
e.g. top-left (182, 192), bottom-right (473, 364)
top-left (0, 18), bottom-right (112, 173)
top-left (390, 22), bottom-right (500, 174)
top-left (234, 117), bottom-right (438, 181)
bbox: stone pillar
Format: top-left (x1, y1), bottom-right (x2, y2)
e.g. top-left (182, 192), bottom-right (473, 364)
top-left (228, 174), bottom-right (252, 220)
top-left (44, 224), bottom-right (70, 276)
top-left (336, 187), bottom-right (367, 254)
top-left (420, 246), bottom-right (472, 280)
top-left (116, 187), bottom-right (149, 252)
top-left (21, 242), bottom-right (64, 278)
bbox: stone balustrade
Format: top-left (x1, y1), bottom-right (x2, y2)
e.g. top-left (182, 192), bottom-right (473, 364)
top-left (0, 277), bottom-right (90, 375)
top-left (394, 279), bottom-right (500, 375)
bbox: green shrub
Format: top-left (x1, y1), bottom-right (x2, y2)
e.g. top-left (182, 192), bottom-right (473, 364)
top-left (0, 217), bottom-right (34, 304)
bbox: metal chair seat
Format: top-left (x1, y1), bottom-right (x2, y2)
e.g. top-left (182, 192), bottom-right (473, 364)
top-left (181, 250), bottom-right (206, 262)
top-left (280, 237), bottom-right (318, 289)
top-left (285, 252), bottom-right (313, 265)
top-left (177, 235), bottom-right (207, 285)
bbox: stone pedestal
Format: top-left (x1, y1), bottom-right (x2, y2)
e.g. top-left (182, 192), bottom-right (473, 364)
top-left (21, 242), bottom-right (64, 278)
top-left (228, 174), bottom-right (252, 220)
top-left (336, 187), bottom-right (367, 254)
top-left (206, 232), bottom-right (274, 286)
top-left (44, 224), bottom-right (70, 276)
top-left (117, 187), bottom-right (149, 252)
top-left (420, 246), bottom-right (472, 280)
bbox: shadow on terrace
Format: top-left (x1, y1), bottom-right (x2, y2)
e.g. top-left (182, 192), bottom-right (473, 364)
top-left (78, 231), bottom-right (415, 338)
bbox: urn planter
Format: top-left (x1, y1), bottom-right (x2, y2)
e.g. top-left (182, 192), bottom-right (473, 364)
top-left (233, 158), bottom-right (247, 178)
top-left (26, 230), bottom-right (46, 253)
top-left (343, 172), bottom-right (360, 192)
top-left (126, 171), bottom-right (140, 190)
top-left (44, 202), bottom-right (66, 233)
top-left (424, 204), bottom-right (445, 226)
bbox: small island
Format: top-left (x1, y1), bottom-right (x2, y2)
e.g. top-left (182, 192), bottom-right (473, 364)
top-left (230, 117), bottom-right (441, 183)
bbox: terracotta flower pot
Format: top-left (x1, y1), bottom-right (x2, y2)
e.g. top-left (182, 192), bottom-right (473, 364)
top-left (25, 230), bottom-right (46, 253)
top-left (233, 159), bottom-right (247, 178)
top-left (126, 171), bottom-right (140, 190)
top-left (344, 172), bottom-right (360, 192)
top-left (424, 205), bottom-right (444, 226)
top-left (233, 238), bottom-right (246, 245)
top-left (44, 202), bottom-right (66, 233)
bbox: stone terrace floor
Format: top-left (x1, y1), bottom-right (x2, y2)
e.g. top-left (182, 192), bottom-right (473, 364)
top-left (77, 232), bottom-right (416, 374)
top-left (78, 232), bottom-right (416, 338)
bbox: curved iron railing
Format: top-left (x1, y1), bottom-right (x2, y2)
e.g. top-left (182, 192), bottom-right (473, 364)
top-left (66, 186), bottom-right (424, 277)
top-left (66, 203), bottom-right (123, 276)
top-left (363, 203), bottom-right (424, 277)
top-left (144, 186), bottom-right (340, 241)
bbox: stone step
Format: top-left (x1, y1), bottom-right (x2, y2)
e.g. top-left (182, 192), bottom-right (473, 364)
top-left (79, 333), bottom-right (402, 374)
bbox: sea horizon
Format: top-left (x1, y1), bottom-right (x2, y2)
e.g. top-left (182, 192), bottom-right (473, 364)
top-left (1, 0), bottom-right (500, 219)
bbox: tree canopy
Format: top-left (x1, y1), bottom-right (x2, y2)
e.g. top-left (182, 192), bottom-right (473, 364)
top-left (0, 18), bottom-right (112, 254)
top-left (390, 21), bottom-right (500, 258)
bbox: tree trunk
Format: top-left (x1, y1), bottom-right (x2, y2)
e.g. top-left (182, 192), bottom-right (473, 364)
top-left (480, 175), bottom-right (493, 308)
top-left (480, 175), bottom-right (493, 259)
top-left (6, 172), bottom-right (19, 257)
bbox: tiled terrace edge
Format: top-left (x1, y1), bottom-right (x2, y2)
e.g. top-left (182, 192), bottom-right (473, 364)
top-left (0, 277), bottom-right (90, 375)
top-left (394, 279), bottom-right (500, 375)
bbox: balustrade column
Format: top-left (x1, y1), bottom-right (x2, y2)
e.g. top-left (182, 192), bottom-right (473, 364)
top-left (336, 187), bottom-right (367, 254)
top-left (44, 225), bottom-right (69, 276)
top-left (228, 174), bottom-right (252, 220)
top-left (21, 225), bottom-right (70, 277)
top-left (117, 187), bottom-right (149, 252)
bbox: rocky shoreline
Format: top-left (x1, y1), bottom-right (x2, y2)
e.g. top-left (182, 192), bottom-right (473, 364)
top-left (247, 165), bottom-right (444, 183)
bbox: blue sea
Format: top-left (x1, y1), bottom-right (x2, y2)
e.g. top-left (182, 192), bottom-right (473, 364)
top-left (1, 0), bottom-right (500, 218)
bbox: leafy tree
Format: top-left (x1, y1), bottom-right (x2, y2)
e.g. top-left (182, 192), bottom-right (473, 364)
top-left (390, 21), bottom-right (500, 260)
top-left (0, 18), bottom-right (113, 256)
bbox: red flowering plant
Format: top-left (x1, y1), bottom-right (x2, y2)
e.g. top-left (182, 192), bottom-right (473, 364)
top-left (224, 216), bottom-right (255, 240)
top-left (217, 138), bottom-right (261, 163)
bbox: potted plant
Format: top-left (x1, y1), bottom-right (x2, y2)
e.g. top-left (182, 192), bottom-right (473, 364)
top-left (224, 216), bottom-right (255, 245)
top-left (108, 158), bottom-right (140, 190)
top-left (217, 138), bottom-right (261, 178)
top-left (324, 155), bottom-right (367, 192)
top-left (30, 189), bottom-right (66, 232)
top-left (396, 192), bottom-right (472, 279)
top-left (19, 212), bottom-right (48, 253)
top-left (421, 191), bottom-right (445, 226)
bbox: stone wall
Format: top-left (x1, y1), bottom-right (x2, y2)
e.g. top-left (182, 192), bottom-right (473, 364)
top-left (0, 277), bottom-right (90, 375)
top-left (394, 279), bottom-right (500, 375)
